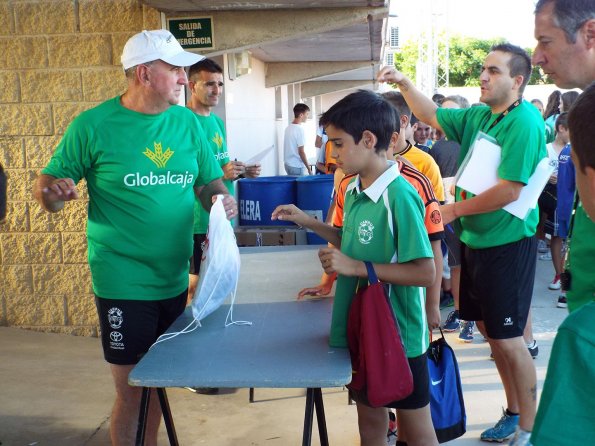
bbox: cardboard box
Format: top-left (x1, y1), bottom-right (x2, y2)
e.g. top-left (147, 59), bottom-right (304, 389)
top-left (234, 227), bottom-right (298, 247)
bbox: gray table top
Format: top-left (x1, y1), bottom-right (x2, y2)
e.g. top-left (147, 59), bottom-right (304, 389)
top-left (128, 299), bottom-right (352, 389)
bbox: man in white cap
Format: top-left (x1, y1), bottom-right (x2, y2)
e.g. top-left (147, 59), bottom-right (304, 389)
top-left (33, 30), bottom-right (237, 445)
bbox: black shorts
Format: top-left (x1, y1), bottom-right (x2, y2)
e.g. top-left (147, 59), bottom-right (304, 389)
top-left (350, 352), bottom-right (430, 410)
top-left (189, 233), bottom-right (207, 275)
top-left (95, 290), bottom-right (187, 365)
top-left (459, 236), bottom-right (537, 339)
top-left (538, 182), bottom-right (557, 221)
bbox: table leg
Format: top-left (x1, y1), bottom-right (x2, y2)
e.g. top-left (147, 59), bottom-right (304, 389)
top-left (302, 388), bottom-right (315, 446)
top-left (249, 387), bottom-right (255, 403)
top-left (157, 388), bottom-right (179, 446)
top-left (135, 387), bottom-right (150, 446)
top-left (313, 388), bottom-right (329, 446)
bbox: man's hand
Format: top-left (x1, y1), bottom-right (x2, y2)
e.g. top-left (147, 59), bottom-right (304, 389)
top-left (213, 194), bottom-right (238, 221)
top-left (245, 163), bottom-right (261, 178)
top-left (223, 160), bottom-right (245, 181)
top-left (271, 204), bottom-right (310, 227)
top-left (377, 66), bottom-right (406, 84)
top-left (426, 304), bottom-right (441, 330)
top-left (34, 175), bottom-right (79, 212)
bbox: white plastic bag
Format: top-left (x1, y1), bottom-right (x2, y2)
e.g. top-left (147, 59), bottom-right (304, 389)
top-left (151, 195), bottom-right (249, 348)
top-left (192, 195), bottom-right (240, 322)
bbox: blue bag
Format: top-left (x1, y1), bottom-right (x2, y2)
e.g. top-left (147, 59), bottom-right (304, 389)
top-left (427, 329), bottom-right (466, 443)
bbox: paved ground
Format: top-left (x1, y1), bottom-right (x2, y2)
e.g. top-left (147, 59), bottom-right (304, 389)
top-left (0, 246), bottom-right (567, 446)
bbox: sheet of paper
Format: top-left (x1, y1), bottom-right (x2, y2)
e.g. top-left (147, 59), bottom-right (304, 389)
top-left (245, 145), bottom-right (274, 166)
top-left (455, 135), bottom-right (501, 195)
top-left (442, 176), bottom-right (456, 204)
top-left (503, 157), bottom-right (557, 219)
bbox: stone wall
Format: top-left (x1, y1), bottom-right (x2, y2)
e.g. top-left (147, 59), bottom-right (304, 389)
top-left (0, 0), bottom-right (161, 335)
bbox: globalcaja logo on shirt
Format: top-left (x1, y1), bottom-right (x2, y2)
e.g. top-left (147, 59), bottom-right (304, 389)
top-left (214, 151), bottom-right (229, 161)
top-left (123, 142), bottom-right (195, 188)
top-left (358, 220), bottom-right (374, 244)
top-left (212, 132), bottom-right (224, 149)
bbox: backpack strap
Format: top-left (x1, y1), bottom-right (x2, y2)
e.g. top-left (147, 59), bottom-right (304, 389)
top-left (364, 261), bottom-right (379, 284)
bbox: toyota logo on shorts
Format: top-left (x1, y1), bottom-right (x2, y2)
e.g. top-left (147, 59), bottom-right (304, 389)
top-left (110, 331), bottom-right (123, 342)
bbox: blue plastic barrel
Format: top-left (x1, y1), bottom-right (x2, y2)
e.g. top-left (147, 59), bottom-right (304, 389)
top-left (296, 174), bottom-right (335, 244)
top-left (238, 176), bottom-right (296, 226)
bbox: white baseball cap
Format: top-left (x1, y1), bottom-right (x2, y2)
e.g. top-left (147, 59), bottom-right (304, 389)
top-left (121, 30), bottom-right (204, 70)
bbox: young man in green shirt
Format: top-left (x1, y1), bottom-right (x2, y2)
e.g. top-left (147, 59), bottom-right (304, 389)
top-left (379, 43), bottom-right (545, 446)
top-left (33, 30), bottom-right (237, 445)
top-left (531, 1), bottom-right (595, 444)
top-left (186, 58), bottom-right (260, 297)
top-left (272, 90), bottom-right (437, 446)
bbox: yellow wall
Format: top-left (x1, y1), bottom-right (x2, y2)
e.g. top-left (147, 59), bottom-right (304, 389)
top-left (0, 0), bottom-right (161, 335)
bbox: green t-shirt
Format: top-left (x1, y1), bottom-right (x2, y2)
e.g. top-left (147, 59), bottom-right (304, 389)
top-left (437, 101), bottom-right (546, 248)
top-left (531, 301), bottom-right (595, 445)
top-left (192, 113), bottom-right (233, 235)
top-left (42, 96), bottom-right (223, 300)
top-left (567, 204), bottom-right (595, 313)
top-left (329, 164), bottom-right (434, 358)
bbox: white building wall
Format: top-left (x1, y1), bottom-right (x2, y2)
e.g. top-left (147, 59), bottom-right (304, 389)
top-left (223, 56), bottom-right (279, 176)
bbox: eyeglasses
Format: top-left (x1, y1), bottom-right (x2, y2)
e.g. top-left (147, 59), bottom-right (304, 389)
top-left (203, 81), bottom-right (224, 88)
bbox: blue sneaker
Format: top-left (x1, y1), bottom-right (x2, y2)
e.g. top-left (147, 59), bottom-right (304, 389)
top-left (481, 409), bottom-right (519, 442)
top-left (442, 310), bottom-right (460, 332)
top-left (458, 321), bottom-right (474, 343)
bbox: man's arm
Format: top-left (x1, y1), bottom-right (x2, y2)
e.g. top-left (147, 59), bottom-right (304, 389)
top-left (377, 66), bottom-right (442, 132)
top-left (33, 174), bottom-right (79, 213)
top-left (298, 146), bottom-right (310, 173)
top-left (440, 179), bottom-right (524, 225)
top-left (195, 178), bottom-right (238, 218)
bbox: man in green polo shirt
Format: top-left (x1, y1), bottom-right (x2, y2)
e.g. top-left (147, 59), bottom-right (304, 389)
top-left (33, 30), bottom-right (237, 445)
top-left (186, 58), bottom-right (261, 300)
top-left (378, 43), bottom-right (545, 446)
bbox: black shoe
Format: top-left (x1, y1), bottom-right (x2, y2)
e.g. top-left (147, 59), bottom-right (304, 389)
top-left (557, 295), bottom-right (568, 308)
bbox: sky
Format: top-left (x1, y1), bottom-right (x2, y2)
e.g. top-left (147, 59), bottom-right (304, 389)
top-left (392, 0), bottom-right (538, 50)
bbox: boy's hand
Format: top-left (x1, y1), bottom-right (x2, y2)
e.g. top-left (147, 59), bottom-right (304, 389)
top-left (271, 204), bottom-right (309, 227)
top-left (318, 247), bottom-right (362, 277)
top-left (377, 66), bottom-right (406, 84)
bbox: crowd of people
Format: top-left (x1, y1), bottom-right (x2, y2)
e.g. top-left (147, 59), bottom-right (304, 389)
top-left (25, 0), bottom-right (594, 445)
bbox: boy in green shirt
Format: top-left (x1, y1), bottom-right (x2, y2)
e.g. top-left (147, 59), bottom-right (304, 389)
top-left (272, 90), bottom-right (437, 446)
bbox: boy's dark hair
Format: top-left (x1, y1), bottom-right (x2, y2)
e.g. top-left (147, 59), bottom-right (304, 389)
top-left (293, 103), bottom-right (310, 118)
top-left (381, 91), bottom-right (413, 134)
top-left (188, 58), bottom-right (223, 80)
top-left (535, 0), bottom-right (595, 44)
top-left (568, 82), bottom-right (595, 172)
top-left (490, 43), bottom-right (532, 94)
top-left (432, 93), bottom-right (445, 106)
top-left (554, 112), bottom-right (568, 131)
top-left (443, 95), bottom-right (470, 108)
top-left (319, 90), bottom-right (396, 153)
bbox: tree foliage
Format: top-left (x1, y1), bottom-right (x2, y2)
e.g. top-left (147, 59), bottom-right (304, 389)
top-left (393, 34), bottom-right (548, 87)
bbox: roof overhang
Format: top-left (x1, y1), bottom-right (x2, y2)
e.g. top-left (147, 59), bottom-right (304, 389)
top-left (140, 0), bottom-right (390, 96)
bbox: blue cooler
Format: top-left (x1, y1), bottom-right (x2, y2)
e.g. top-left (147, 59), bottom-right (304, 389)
top-left (296, 175), bottom-right (335, 244)
top-left (238, 176), bottom-right (297, 226)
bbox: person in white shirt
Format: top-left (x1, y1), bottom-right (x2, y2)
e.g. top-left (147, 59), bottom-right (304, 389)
top-left (284, 103), bottom-right (311, 175)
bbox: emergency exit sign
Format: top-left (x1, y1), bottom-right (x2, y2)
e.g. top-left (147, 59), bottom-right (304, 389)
top-left (168, 17), bottom-right (214, 49)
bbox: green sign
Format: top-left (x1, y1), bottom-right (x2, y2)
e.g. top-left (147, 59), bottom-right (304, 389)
top-left (168, 17), bottom-right (214, 49)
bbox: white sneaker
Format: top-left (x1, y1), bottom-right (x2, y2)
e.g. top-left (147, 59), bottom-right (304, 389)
top-left (508, 426), bottom-right (532, 446)
top-left (548, 275), bottom-right (561, 290)
top-left (539, 252), bottom-right (552, 261)
top-left (537, 239), bottom-right (548, 253)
